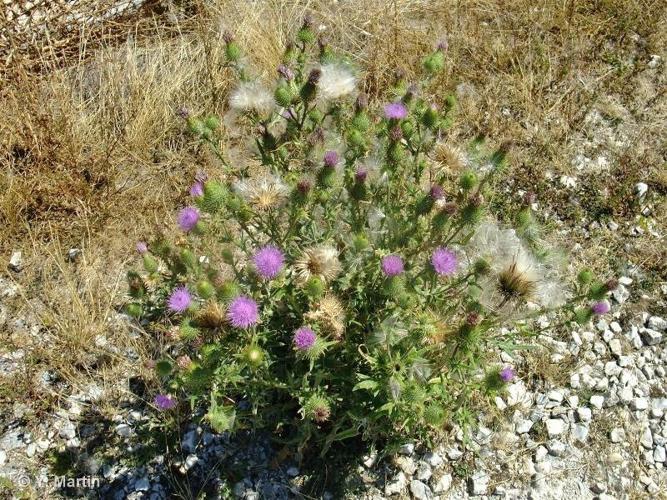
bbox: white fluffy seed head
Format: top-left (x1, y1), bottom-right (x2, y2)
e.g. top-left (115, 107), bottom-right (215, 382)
top-left (317, 63), bottom-right (356, 100)
top-left (229, 81), bottom-right (275, 114)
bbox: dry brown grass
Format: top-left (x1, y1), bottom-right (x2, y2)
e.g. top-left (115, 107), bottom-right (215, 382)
top-left (1, 0), bottom-right (665, 426)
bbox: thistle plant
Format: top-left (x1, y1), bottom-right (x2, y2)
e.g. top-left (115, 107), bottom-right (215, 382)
top-left (126, 22), bottom-right (615, 457)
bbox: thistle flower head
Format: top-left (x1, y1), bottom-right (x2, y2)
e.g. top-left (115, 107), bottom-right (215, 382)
top-left (355, 167), bottom-right (368, 183)
top-left (233, 174), bottom-right (290, 211)
top-left (277, 64), bottom-right (294, 81)
top-left (229, 81), bottom-right (275, 114)
top-left (177, 206), bottom-right (200, 232)
top-left (305, 295), bottom-right (345, 339)
top-left (154, 394), bottom-right (177, 411)
top-left (496, 253), bottom-right (539, 303)
top-left (227, 296), bottom-right (259, 329)
top-left (293, 326), bottom-right (317, 350)
top-left (591, 300), bottom-right (610, 315)
top-left (384, 102), bottom-right (408, 120)
top-left (499, 366), bottom-right (515, 382)
top-left (323, 150), bottom-right (339, 168)
top-left (136, 241), bottom-right (148, 254)
top-left (253, 245), bottom-right (285, 279)
top-left (303, 394), bottom-right (331, 423)
top-left (429, 184), bottom-right (445, 200)
top-left (431, 247), bottom-right (458, 276)
top-left (381, 255), bottom-right (404, 277)
top-left (176, 106), bottom-right (190, 119)
top-left (190, 181), bottom-right (204, 197)
top-left (318, 63), bottom-right (356, 100)
top-left (295, 246), bottom-right (342, 283)
top-left (389, 125), bottom-right (403, 142)
top-left (307, 68), bottom-right (322, 84)
top-left (355, 93), bottom-right (368, 111)
top-left (176, 355), bottom-right (192, 370)
top-left (168, 286), bottom-right (192, 313)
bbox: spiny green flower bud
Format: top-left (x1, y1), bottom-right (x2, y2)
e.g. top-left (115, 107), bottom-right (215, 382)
top-left (218, 281), bottom-right (239, 300)
top-left (186, 117), bottom-right (205, 136)
top-left (483, 369), bottom-right (505, 394)
top-left (225, 40), bottom-right (241, 62)
top-left (388, 142), bottom-right (404, 163)
top-left (199, 180), bottom-right (227, 214)
top-left (352, 112), bottom-right (370, 132)
top-left (297, 26), bottom-right (315, 44)
top-left (305, 276), bottom-right (325, 299)
top-left (473, 258), bottom-right (491, 276)
top-left (308, 108), bottom-right (324, 123)
top-left (142, 254), bottom-right (158, 273)
top-left (459, 170), bottom-right (478, 191)
top-left (461, 202), bottom-right (483, 225)
top-left (588, 281), bottom-right (608, 300)
top-left (125, 302), bottom-right (143, 318)
top-left (225, 194), bottom-right (242, 212)
top-left (421, 105), bottom-right (439, 128)
top-left (352, 233), bottom-right (369, 251)
top-left (207, 403), bottom-right (235, 433)
top-left (179, 319), bottom-right (200, 341)
top-left (516, 208), bottom-right (532, 229)
top-left (577, 269), bottom-right (594, 285)
top-left (457, 322), bottom-right (480, 350)
top-left (350, 179), bottom-right (367, 201)
top-left (196, 280), bottom-right (215, 299)
top-left (274, 85), bottom-right (293, 108)
top-left (242, 345), bottom-right (265, 368)
top-left (416, 194), bottom-right (435, 215)
top-left (424, 403), bottom-right (446, 426)
top-left (383, 276), bottom-right (405, 296)
top-left (223, 32), bottom-right (241, 62)
top-left (347, 128), bottom-right (365, 149)
top-left (221, 247), bottom-right (235, 265)
top-left (283, 42), bottom-right (297, 61)
top-left (574, 307), bottom-right (593, 324)
top-left (303, 393), bottom-right (331, 423)
top-left (401, 120), bottom-right (414, 138)
top-left (444, 94), bottom-right (456, 111)
top-left (318, 166), bottom-right (336, 188)
top-left (179, 248), bottom-right (197, 269)
top-left (300, 69), bottom-right (321, 102)
top-left (204, 115), bottom-right (220, 130)
top-left (155, 359), bottom-right (172, 377)
top-left (423, 51), bottom-right (445, 74)
top-left (127, 271), bottom-right (145, 298)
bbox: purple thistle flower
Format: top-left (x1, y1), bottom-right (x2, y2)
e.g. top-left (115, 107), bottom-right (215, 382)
top-left (384, 102), bottom-right (408, 120)
top-left (190, 181), bottom-right (204, 197)
top-left (253, 245), bottom-right (285, 279)
top-left (277, 64), bottom-right (294, 81)
top-left (436, 37), bottom-right (448, 52)
top-left (500, 366), bottom-right (515, 383)
top-left (136, 241), bottom-right (148, 254)
top-left (323, 150), bottom-right (339, 168)
top-left (293, 326), bottom-right (317, 351)
top-left (429, 184), bottom-right (445, 200)
top-left (355, 168), bottom-right (368, 183)
top-left (177, 206), bottom-right (200, 232)
top-left (591, 300), bottom-right (610, 315)
top-left (168, 286), bottom-right (192, 313)
top-left (154, 394), bottom-right (177, 411)
top-left (381, 255), bottom-right (404, 277)
top-left (431, 247), bottom-right (457, 276)
top-left (227, 296), bottom-right (259, 328)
